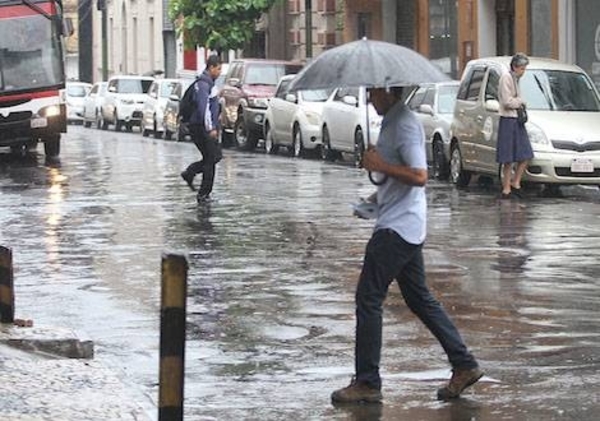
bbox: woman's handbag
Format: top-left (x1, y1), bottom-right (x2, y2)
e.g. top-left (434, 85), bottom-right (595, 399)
top-left (517, 105), bottom-right (528, 125)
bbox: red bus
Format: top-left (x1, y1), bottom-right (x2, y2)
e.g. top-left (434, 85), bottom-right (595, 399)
top-left (0, 0), bottom-right (69, 157)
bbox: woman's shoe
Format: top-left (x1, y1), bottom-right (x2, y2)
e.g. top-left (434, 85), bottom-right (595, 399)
top-left (500, 192), bottom-right (512, 200)
top-left (511, 186), bottom-right (523, 198)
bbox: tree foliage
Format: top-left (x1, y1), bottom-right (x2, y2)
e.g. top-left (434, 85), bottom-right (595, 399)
top-left (169, 0), bottom-right (279, 52)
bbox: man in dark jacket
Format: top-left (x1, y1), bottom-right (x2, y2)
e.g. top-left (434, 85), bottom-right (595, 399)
top-left (180, 55), bottom-right (223, 202)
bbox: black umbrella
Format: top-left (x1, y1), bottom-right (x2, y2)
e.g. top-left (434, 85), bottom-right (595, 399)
top-left (289, 38), bottom-right (449, 91)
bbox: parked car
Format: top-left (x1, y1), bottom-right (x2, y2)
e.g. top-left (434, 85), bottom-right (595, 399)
top-left (449, 56), bottom-right (600, 190)
top-left (219, 58), bottom-right (303, 151)
top-left (82, 81), bottom-right (108, 129)
top-left (263, 75), bottom-right (332, 157)
top-left (141, 78), bottom-right (180, 138)
top-left (163, 78), bottom-right (194, 142)
top-left (101, 75), bottom-right (154, 131)
top-left (320, 86), bottom-right (382, 167)
top-left (65, 81), bottom-right (92, 124)
top-left (406, 81), bottom-right (460, 179)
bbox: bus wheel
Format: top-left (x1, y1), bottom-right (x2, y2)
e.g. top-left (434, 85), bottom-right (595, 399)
top-left (44, 135), bottom-right (60, 158)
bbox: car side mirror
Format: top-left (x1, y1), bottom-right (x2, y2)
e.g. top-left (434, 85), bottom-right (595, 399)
top-left (285, 93), bottom-right (297, 103)
top-left (419, 104), bottom-right (435, 115)
top-left (485, 99), bottom-right (500, 112)
top-left (169, 94), bottom-right (179, 101)
top-left (108, 86), bottom-right (116, 93)
top-left (342, 95), bottom-right (358, 106)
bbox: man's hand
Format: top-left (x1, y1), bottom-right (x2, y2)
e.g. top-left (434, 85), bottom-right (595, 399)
top-left (361, 146), bottom-right (387, 172)
top-left (208, 129), bottom-right (218, 139)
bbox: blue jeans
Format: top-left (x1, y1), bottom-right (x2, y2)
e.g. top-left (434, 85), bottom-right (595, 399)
top-left (355, 229), bottom-right (478, 390)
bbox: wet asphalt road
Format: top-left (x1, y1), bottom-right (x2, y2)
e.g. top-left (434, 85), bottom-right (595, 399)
top-left (1, 125), bottom-right (600, 420)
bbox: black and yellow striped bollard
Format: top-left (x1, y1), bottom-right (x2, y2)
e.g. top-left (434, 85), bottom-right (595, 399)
top-left (0, 246), bottom-right (14, 324)
top-left (159, 253), bottom-right (188, 421)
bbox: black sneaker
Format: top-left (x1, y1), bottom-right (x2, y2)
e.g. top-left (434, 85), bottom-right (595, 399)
top-left (180, 171), bottom-right (196, 191)
top-left (331, 377), bottom-right (382, 404)
top-left (437, 367), bottom-right (484, 401)
top-left (196, 193), bottom-right (211, 204)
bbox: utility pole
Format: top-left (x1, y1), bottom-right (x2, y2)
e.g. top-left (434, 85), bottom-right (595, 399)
top-left (305, 0), bottom-right (312, 59)
top-left (97, 0), bottom-right (108, 80)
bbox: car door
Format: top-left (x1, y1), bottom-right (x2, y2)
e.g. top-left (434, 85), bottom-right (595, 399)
top-left (270, 78), bottom-right (295, 145)
top-left (476, 67), bottom-right (502, 174)
top-left (219, 61), bottom-right (243, 130)
top-left (143, 81), bottom-right (159, 129)
top-left (83, 83), bottom-right (99, 121)
top-left (453, 66), bottom-right (486, 170)
top-left (327, 87), bottom-right (360, 152)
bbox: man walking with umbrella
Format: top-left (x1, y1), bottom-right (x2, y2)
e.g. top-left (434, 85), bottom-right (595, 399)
top-left (330, 86), bottom-right (483, 404)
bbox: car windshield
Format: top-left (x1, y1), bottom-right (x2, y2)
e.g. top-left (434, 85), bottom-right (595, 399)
top-left (160, 81), bottom-right (178, 98)
top-left (521, 70), bottom-right (600, 112)
top-left (301, 88), bottom-right (333, 102)
top-left (244, 63), bottom-right (302, 86)
top-left (67, 84), bottom-right (89, 97)
top-left (117, 79), bottom-right (153, 94)
top-left (437, 85), bottom-right (459, 113)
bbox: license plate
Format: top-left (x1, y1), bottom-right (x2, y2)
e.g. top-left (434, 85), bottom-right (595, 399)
top-left (571, 157), bottom-right (594, 173)
top-left (31, 118), bottom-right (48, 128)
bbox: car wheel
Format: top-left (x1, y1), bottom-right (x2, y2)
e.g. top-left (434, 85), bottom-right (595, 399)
top-left (164, 129), bottom-right (172, 141)
top-left (353, 127), bottom-right (365, 168)
top-left (83, 118), bottom-right (91, 128)
top-left (234, 114), bottom-right (257, 151)
top-left (321, 126), bottom-right (336, 162)
top-left (100, 111), bottom-right (108, 130)
top-left (292, 125), bottom-right (305, 158)
top-left (154, 120), bottom-right (162, 139)
top-left (432, 139), bottom-right (450, 180)
top-left (115, 115), bottom-right (123, 131)
top-left (450, 144), bottom-right (471, 187)
top-left (221, 130), bottom-right (234, 148)
top-left (43, 135), bottom-right (60, 158)
top-left (264, 124), bottom-right (279, 155)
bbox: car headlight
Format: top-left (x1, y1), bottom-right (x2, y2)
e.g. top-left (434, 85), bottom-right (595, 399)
top-left (304, 111), bottom-right (320, 126)
top-left (41, 105), bottom-right (61, 117)
top-left (120, 98), bottom-right (134, 105)
top-left (526, 122), bottom-right (552, 152)
top-left (248, 97), bottom-right (268, 108)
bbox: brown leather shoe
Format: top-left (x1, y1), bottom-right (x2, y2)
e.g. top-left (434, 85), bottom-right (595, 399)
top-left (437, 367), bottom-right (484, 400)
top-left (331, 378), bottom-right (382, 404)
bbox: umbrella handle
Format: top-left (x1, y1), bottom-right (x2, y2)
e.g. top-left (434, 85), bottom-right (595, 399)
top-left (368, 171), bottom-right (388, 186)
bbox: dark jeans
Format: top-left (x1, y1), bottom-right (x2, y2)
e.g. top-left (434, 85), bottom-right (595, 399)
top-left (355, 229), bottom-right (478, 390)
top-left (185, 124), bottom-right (221, 197)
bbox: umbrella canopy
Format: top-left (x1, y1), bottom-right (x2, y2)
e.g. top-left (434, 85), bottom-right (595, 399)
top-left (290, 38), bottom-right (450, 91)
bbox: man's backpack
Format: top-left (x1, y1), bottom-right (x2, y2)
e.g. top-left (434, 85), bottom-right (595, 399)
top-left (179, 79), bottom-right (197, 123)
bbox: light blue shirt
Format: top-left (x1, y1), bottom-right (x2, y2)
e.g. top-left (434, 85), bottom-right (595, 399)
top-left (373, 101), bottom-right (427, 245)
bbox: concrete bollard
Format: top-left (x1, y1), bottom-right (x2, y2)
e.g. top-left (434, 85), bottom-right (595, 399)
top-left (158, 253), bottom-right (188, 421)
top-left (0, 246), bottom-right (15, 324)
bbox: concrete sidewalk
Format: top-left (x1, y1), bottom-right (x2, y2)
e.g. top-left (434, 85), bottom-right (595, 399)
top-left (0, 324), bottom-right (153, 421)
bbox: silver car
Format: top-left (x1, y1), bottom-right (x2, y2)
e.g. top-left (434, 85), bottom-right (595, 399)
top-left (450, 57), bottom-right (600, 188)
top-left (406, 81), bottom-right (459, 180)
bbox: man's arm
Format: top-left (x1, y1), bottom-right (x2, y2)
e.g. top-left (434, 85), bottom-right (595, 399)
top-left (362, 146), bottom-right (428, 186)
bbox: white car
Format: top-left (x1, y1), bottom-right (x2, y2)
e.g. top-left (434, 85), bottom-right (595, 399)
top-left (141, 78), bottom-right (180, 138)
top-left (65, 81), bottom-right (92, 124)
top-left (406, 81), bottom-right (460, 180)
top-left (101, 75), bottom-right (154, 132)
top-left (263, 75), bottom-right (332, 157)
top-left (320, 86), bottom-right (382, 167)
top-left (82, 81), bottom-right (108, 129)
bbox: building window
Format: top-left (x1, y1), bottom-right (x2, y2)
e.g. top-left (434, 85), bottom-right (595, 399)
top-left (357, 13), bottom-right (371, 39)
top-left (290, 30), bottom-right (302, 45)
top-left (317, 0), bottom-right (335, 14)
top-left (429, 0), bottom-right (458, 78)
top-left (317, 31), bottom-right (336, 47)
top-left (288, 0), bottom-right (300, 14)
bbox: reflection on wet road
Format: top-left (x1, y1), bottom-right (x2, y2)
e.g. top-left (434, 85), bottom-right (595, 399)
top-left (1, 126), bottom-right (600, 420)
